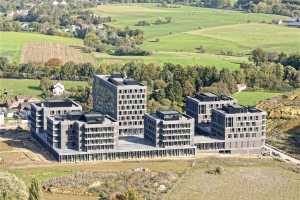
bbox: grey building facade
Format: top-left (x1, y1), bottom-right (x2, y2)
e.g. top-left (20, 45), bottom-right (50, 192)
top-left (46, 112), bottom-right (118, 152)
top-left (186, 93), bottom-right (235, 125)
top-left (211, 105), bottom-right (267, 153)
top-left (93, 74), bottom-right (147, 136)
top-left (30, 99), bottom-right (82, 135)
top-left (144, 110), bottom-right (194, 148)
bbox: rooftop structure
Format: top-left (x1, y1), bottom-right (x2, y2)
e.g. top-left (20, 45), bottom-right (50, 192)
top-left (93, 74), bottom-right (147, 136)
top-left (217, 104), bottom-right (264, 114)
top-left (194, 92), bottom-right (232, 102)
top-left (186, 92), bottom-right (235, 125)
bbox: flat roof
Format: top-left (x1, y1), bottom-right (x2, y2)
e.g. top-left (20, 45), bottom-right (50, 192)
top-left (41, 99), bottom-right (80, 108)
top-left (149, 110), bottom-right (191, 121)
top-left (95, 74), bottom-right (145, 87)
top-left (216, 104), bottom-right (263, 114)
top-left (51, 111), bottom-right (116, 124)
top-left (192, 92), bottom-right (233, 102)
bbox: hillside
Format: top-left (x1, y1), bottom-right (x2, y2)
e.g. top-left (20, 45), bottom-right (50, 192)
top-left (257, 89), bottom-right (300, 159)
top-left (90, 4), bottom-right (299, 68)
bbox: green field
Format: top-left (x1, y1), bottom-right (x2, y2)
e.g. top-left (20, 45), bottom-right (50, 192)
top-left (233, 90), bottom-right (282, 106)
top-left (0, 32), bottom-right (83, 61)
top-left (92, 4), bottom-right (285, 39)
top-left (0, 78), bottom-right (87, 97)
top-left (96, 51), bottom-right (247, 70)
top-left (90, 4), bottom-right (300, 69)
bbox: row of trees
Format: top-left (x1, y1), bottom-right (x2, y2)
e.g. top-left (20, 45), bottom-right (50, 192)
top-left (0, 57), bottom-right (95, 80)
top-left (235, 0), bottom-right (300, 16)
top-left (250, 48), bottom-right (300, 70)
top-left (1, 49), bottom-right (300, 111)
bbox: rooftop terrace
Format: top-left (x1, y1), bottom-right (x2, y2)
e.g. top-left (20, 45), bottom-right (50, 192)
top-left (193, 92), bottom-right (233, 102)
top-left (40, 99), bottom-right (79, 108)
top-left (52, 112), bottom-right (116, 124)
top-left (218, 104), bottom-right (263, 114)
top-left (95, 74), bottom-right (144, 86)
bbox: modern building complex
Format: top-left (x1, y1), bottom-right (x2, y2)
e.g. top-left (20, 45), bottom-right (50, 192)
top-left (30, 99), bottom-right (82, 135)
top-left (28, 75), bottom-right (267, 163)
top-left (186, 93), bottom-right (235, 125)
top-left (93, 74), bottom-right (147, 136)
top-left (210, 105), bottom-right (267, 154)
top-left (46, 112), bottom-right (118, 151)
top-left (144, 111), bottom-right (194, 148)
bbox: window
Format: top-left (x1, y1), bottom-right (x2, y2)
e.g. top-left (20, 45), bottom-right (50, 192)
top-left (228, 134), bottom-right (232, 139)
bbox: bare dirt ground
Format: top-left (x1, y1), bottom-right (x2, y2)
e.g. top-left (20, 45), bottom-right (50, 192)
top-left (0, 130), bottom-right (53, 168)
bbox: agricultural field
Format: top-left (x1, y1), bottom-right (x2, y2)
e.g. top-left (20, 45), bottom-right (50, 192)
top-left (0, 79), bottom-right (87, 97)
top-left (91, 4), bottom-right (300, 69)
top-left (20, 42), bottom-right (95, 64)
top-left (91, 4), bottom-right (285, 39)
top-left (0, 32), bottom-right (83, 62)
top-left (233, 90), bottom-right (282, 106)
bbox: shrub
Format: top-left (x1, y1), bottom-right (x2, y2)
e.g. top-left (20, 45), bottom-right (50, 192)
top-left (196, 46), bottom-right (205, 53)
top-left (135, 20), bottom-right (151, 26)
top-left (206, 166), bottom-right (224, 175)
top-left (113, 46), bottom-right (151, 56)
top-left (45, 58), bottom-right (63, 67)
top-left (0, 172), bottom-right (28, 200)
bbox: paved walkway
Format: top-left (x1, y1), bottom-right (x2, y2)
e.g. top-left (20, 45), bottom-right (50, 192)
top-left (264, 144), bottom-right (300, 165)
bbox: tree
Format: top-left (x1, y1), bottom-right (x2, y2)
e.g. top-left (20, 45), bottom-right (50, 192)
top-left (0, 57), bottom-right (9, 71)
top-left (0, 172), bottom-right (28, 200)
top-left (166, 81), bottom-right (183, 102)
top-left (84, 31), bottom-right (105, 52)
top-left (28, 178), bottom-right (43, 200)
top-left (183, 80), bottom-right (195, 97)
top-left (39, 77), bottom-right (51, 97)
top-left (250, 48), bottom-right (267, 66)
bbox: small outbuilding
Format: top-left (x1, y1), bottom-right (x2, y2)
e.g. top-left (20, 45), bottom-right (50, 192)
top-left (52, 82), bottom-right (65, 96)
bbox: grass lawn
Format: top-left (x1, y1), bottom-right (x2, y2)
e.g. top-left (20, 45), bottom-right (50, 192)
top-left (0, 78), bottom-right (87, 97)
top-left (233, 90), bottom-right (282, 106)
top-left (0, 32), bottom-right (83, 61)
